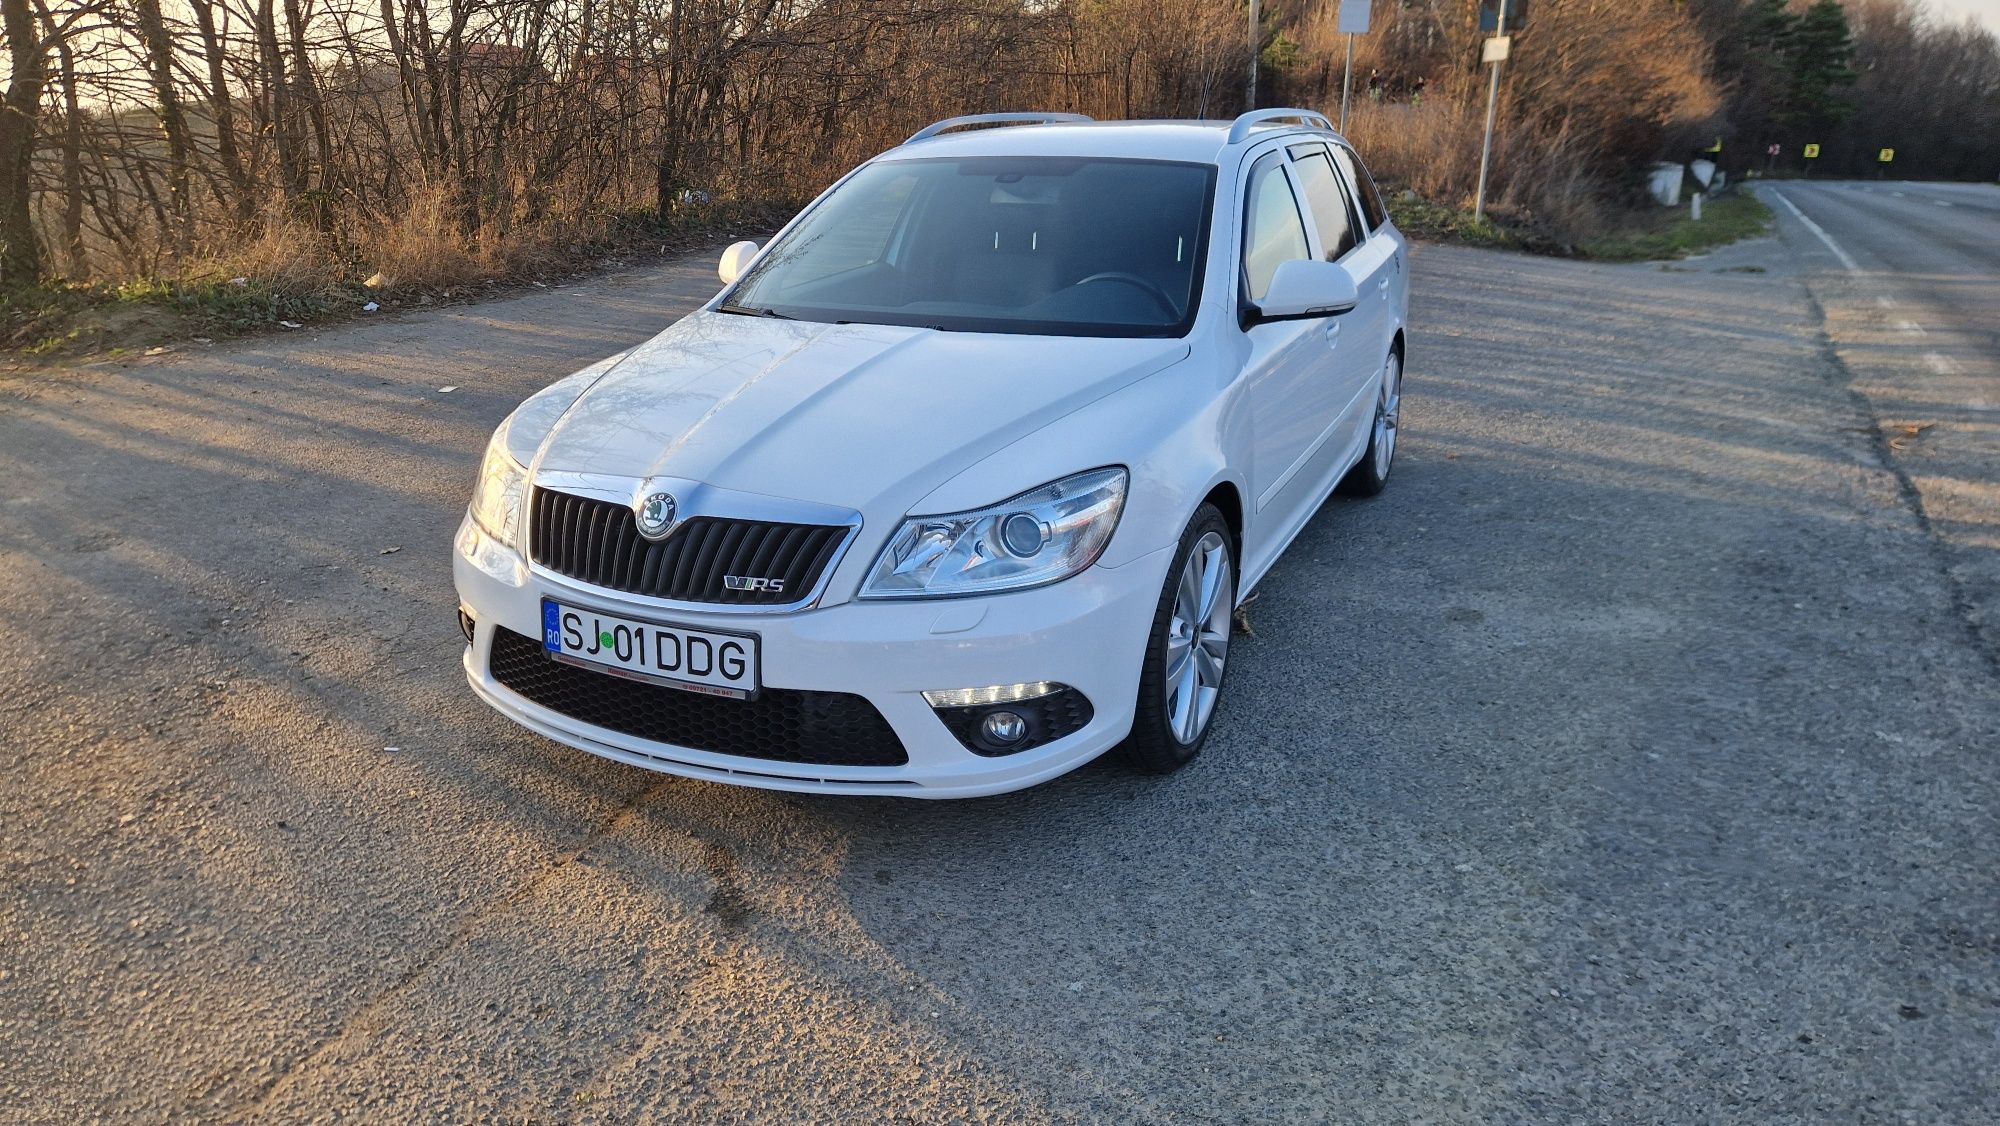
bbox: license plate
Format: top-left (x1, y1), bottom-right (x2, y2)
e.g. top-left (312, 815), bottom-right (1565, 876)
top-left (541, 599), bottom-right (759, 699)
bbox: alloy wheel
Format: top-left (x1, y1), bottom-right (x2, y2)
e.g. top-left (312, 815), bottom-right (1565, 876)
top-left (1373, 353), bottom-right (1402, 481)
top-left (1164, 531), bottom-right (1232, 745)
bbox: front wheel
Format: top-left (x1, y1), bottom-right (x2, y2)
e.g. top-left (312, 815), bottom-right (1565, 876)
top-left (1118, 505), bottom-right (1235, 773)
top-left (1339, 349), bottom-right (1402, 497)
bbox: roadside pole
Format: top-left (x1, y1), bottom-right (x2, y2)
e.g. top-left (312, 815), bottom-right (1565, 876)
top-left (1473, 0), bottom-right (1510, 223)
top-left (1337, 0), bottom-right (1372, 133)
top-left (1342, 34), bottom-right (1356, 132)
top-left (1247, 0), bottom-right (1260, 109)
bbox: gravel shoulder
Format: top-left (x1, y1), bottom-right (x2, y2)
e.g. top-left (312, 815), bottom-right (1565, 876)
top-left (2, 238), bottom-right (1995, 1122)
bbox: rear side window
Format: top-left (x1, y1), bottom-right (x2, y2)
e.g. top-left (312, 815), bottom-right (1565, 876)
top-left (1288, 151), bottom-right (1360, 261)
top-left (1332, 145), bottom-right (1389, 231)
top-left (1242, 155), bottom-right (1310, 302)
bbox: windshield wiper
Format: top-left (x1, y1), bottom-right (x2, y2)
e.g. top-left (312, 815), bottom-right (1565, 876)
top-left (716, 302), bottom-right (795, 320)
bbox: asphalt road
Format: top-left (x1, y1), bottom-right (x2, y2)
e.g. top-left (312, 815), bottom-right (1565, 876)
top-left (4, 208), bottom-right (1998, 1122)
top-left (1760, 179), bottom-right (2000, 659)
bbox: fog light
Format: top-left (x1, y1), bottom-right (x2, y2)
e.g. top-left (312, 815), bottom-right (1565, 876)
top-left (982, 711), bottom-right (1028, 745)
top-left (928, 684), bottom-right (1094, 758)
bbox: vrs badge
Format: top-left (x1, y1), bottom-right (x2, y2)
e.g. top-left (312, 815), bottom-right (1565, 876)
top-left (723, 575), bottom-right (786, 593)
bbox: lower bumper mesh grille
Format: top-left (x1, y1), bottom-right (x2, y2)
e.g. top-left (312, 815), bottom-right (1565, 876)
top-left (488, 627), bottom-right (909, 767)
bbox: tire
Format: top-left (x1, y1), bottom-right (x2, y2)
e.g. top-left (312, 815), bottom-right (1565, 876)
top-left (1339, 348), bottom-right (1403, 498)
top-left (1118, 504), bottom-right (1236, 773)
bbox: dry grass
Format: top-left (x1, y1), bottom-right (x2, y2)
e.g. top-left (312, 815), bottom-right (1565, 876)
top-left (1341, 97), bottom-right (1487, 205)
top-left (353, 188), bottom-right (484, 292)
top-left (1341, 93), bottom-right (1608, 249)
top-left (352, 182), bottom-right (526, 292)
top-left (5, 181), bottom-right (795, 361)
top-left (198, 216), bottom-right (341, 295)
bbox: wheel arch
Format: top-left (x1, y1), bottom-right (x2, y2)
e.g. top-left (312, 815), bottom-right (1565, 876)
top-left (1200, 479), bottom-right (1245, 562)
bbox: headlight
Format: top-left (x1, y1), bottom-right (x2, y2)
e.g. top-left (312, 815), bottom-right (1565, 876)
top-left (861, 467), bottom-right (1127, 599)
top-left (469, 435), bottom-right (529, 544)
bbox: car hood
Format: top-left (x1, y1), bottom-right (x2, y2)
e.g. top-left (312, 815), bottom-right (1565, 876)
top-left (530, 312), bottom-right (1189, 512)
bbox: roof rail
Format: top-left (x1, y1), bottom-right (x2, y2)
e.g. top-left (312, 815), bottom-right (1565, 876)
top-left (1226, 108), bottom-right (1334, 145)
top-left (906, 112), bottom-right (1094, 144)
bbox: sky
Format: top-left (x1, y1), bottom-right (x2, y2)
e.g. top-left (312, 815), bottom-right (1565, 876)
top-left (1931, 0), bottom-right (2000, 35)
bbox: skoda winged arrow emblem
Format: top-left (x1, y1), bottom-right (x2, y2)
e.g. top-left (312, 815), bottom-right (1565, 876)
top-left (635, 491), bottom-right (678, 541)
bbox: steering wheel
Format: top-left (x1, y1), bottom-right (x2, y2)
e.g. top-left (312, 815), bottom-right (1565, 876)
top-left (1071, 272), bottom-right (1180, 320)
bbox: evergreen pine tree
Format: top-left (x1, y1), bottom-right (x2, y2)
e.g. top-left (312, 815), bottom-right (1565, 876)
top-left (1783, 0), bottom-right (1860, 132)
top-left (1707, 0), bottom-right (1799, 159)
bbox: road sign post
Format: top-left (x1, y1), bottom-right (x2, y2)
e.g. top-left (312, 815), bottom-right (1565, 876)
top-left (1337, 0), bottom-right (1371, 133)
top-left (1480, 0), bottom-right (1528, 31)
top-left (1473, 1), bottom-right (1511, 223)
top-left (1803, 142), bottom-right (1820, 177)
top-left (1246, 0), bottom-right (1259, 109)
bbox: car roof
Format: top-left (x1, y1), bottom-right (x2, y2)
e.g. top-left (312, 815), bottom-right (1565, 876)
top-left (878, 119), bottom-right (1350, 167)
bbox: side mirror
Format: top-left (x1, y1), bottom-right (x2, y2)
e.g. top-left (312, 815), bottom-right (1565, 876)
top-left (1252, 259), bottom-right (1360, 323)
top-left (718, 240), bottom-right (760, 285)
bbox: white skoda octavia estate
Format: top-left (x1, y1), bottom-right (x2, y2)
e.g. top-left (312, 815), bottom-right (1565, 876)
top-left (455, 109), bottom-right (1409, 797)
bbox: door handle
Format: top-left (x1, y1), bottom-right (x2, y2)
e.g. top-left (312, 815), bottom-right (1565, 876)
top-left (1323, 322), bottom-right (1341, 345)
top-left (1377, 277), bottom-right (1390, 291)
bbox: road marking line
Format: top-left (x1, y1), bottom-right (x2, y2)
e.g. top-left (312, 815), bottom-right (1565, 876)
top-left (1925, 352), bottom-right (1958, 375)
top-left (1877, 295), bottom-right (1897, 308)
top-left (1769, 190), bottom-right (1861, 274)
top-left (1897, 320), bottom-right (1927, 335)
top-left (1936, 200), bottom-right (1954, 208)
top-left (1892, 191), bottom-right (1906, 197)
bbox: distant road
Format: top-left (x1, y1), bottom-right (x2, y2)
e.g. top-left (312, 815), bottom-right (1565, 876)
top-left (1764, 178), bottom-right (2000, 294)
top-left (1761, 179), bottom-right (2000, 656)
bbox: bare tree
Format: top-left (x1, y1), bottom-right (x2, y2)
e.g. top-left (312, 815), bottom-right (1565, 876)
top-left (189, 0), bottom-right (254, 224)
top-left (11, 0), bottom-right (1985, 291)
top-left (0, 0), bottom-right (47, 282)
top-left (127, 0), bottom-right (195, 251)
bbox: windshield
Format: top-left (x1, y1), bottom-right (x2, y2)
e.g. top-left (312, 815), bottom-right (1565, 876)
top-left (725, 157), bottom-right (1216, 337)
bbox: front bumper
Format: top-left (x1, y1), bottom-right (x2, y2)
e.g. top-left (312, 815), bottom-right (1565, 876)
top-left (453, 516), bottom-right (1171, 797)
